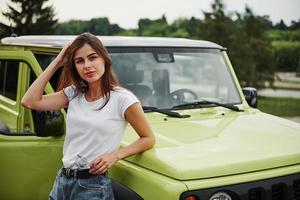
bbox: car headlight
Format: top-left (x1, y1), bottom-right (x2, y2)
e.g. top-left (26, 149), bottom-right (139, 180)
top-left (209, 191), bottom-right (232, 200)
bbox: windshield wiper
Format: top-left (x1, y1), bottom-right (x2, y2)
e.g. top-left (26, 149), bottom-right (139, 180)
top-left (142, 106), bottom-right (190, 118)
top-left (173, 100), bottom-right (243, 112)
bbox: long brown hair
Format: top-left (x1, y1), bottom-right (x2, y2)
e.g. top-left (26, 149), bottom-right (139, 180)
top-left (57, 32), bottom-right (119, 108)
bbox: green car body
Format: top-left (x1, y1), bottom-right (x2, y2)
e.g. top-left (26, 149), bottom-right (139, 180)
top-left (0, 36), bottom-right (300, 200)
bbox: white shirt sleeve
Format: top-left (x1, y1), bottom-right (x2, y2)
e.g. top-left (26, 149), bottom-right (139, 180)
top-left (63, 86), bottom-right (77, 101)
top-left (118, 89), bottom-right (139, 119)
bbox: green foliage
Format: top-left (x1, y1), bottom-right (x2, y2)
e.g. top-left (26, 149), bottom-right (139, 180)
top-left (274, 19), bottom-right (288, 30)
top-left (2, 0), bottom-right (57, 35)
top-left (138, 16), bottom-right (167, 35)
top-left (135, 15), bottom-right (175, 37)
top-left (117, 29), bottom-right (139, 36)
top-left (0, 23), bottom-right (10, 39)
top-left (258, 96), bottom-right (300, 117)
top-left (290, 19), bottom-right (300, 30)
top-left (267, 21), bottom-right (300, 72)
top-left (55, 17), bottom-right (124, 35)
top-left (195, 1), bottom-right (274, 87)
top-left (272, 41), bottom-right (300, 72)
top-left (55, 20), bottom-right (87, 35)
top-left (171, 17), bottom-right (199, 38)
top-left (125, 15), bottom-right (190, 38)
top-left (233, 7), bottom-right (275, 87)
top-left (196, 0), bottom-right (236, 46)
top-left (267, 29), bottom-right (300, 41)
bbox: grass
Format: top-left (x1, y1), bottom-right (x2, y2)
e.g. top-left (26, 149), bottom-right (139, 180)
top-left (257, 96), bottom-right (300, 117)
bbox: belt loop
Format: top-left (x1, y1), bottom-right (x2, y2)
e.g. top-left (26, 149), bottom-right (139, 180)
top-left (74, 169), bottom-right (77, 178)
top-left (67, 168), bottom-right (70, 177)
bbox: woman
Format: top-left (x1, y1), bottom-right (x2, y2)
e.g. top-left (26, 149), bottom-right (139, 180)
top-left (21, 32), bottom-right (155, 200)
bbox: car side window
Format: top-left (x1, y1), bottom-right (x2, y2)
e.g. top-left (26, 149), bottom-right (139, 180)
top-left (29, 69), bottom-right (64, 137)
top-left (34, 53), bottom-right (61, 91)
top-left (0, 60), bottom-right (19, 100)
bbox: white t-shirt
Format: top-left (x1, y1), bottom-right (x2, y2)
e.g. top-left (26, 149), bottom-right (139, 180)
top-left (62, 86), bottom-right (139, 169)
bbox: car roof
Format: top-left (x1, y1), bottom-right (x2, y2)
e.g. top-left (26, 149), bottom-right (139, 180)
top-left (1, 35), bottom-right (224, 49)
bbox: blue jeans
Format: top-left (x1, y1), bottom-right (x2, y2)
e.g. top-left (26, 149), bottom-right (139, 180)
top-left (49, 170), bottom-right (115, 200)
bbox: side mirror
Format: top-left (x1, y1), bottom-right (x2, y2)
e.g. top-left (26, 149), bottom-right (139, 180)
top-left (34, 110), bottom-right (64, 137)
top-left (242, 87), bottom-right (258, 108)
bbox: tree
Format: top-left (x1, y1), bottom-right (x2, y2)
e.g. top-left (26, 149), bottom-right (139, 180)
top-left (2, 0), bottom-right (57, 35)
top-left (290, 19), bottom-right (300, 30)
top-left (137, 15), bottom-right (170, 36)
top-left (87, 18), bottom-right (124, 35)
top-left (196, 0), bottom-right (274, 87)
top-left (274, 20), bottom-right (288, 30)
top-left (171, 17), bottom-right (200, 38)
top-left (233, 7), bottom-right (275, 87)
top-left (197, 0), bottom-right (236, 46)
top-left (135, 15), bottom-right (189, 37)
top-left (0, 23), bottom-right (10, 39)
top-left (55, 20), bottom-right (88, 35)
top-left (55, 17), bottom-right (124, 35)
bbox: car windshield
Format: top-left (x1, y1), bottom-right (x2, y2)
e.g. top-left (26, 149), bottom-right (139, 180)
top-left (109, 47), bottom-right (241, 109)
top-left (34, 47), bottom-right (241, 110)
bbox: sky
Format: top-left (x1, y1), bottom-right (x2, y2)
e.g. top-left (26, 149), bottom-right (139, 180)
top-left (0, 0), bottom-right (300, 29)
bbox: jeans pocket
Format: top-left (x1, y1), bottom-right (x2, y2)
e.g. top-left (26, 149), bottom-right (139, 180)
top-left (49, 171), bottom-right (63, 200)
top-left (77, 175), bottom-right (109, 191)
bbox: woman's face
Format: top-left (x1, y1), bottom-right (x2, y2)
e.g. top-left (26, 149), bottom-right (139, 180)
top-left (73, 43), bottom-right (105, 84)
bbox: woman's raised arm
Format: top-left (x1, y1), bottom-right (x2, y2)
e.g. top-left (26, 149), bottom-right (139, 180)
top-left (21, 45), bottom-right (70, 111)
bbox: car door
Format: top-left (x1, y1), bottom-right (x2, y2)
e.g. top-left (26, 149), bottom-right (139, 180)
top-left (0, 50), bottom-right (64, 200)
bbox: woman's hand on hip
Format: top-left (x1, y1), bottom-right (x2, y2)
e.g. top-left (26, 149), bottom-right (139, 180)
top-left (89, 152), bottom-right (119, 174)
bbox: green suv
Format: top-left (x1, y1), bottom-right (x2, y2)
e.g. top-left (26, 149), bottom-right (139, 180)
top-left (1, 35), bottom-right (300, 200)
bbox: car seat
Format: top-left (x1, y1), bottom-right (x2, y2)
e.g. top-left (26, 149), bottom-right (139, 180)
top-left (117, 67), bottom-right (152, 103)
top-left (144, 69), bottom-right (173, 108)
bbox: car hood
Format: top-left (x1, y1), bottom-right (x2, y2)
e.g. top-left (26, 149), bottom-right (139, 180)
top-left (121, 110), bottom-right (300, 180)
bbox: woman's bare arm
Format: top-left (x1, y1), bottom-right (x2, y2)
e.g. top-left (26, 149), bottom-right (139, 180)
top-left (90, 102), bottom-right (155, 174)
top-left (117, 102), bottom-right (156, 158)
top-left (21, 45), bottom-right (70, 111)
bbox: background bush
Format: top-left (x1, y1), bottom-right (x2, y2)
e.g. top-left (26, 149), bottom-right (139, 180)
top-left (272, 41), bottom-right (300, 72)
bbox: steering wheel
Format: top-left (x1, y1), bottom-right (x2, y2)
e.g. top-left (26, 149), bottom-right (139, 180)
top-left (170, 89), bottom-right (198, 103)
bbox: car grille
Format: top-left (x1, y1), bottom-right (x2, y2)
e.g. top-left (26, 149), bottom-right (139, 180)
top-left (180, 172), bottom-right (300, 200)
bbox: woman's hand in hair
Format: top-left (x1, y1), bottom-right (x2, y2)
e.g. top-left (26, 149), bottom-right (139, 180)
top-left (89, 152), bottom-right (120, 174)
top-left (53, 43), bottom-right (71, 69)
